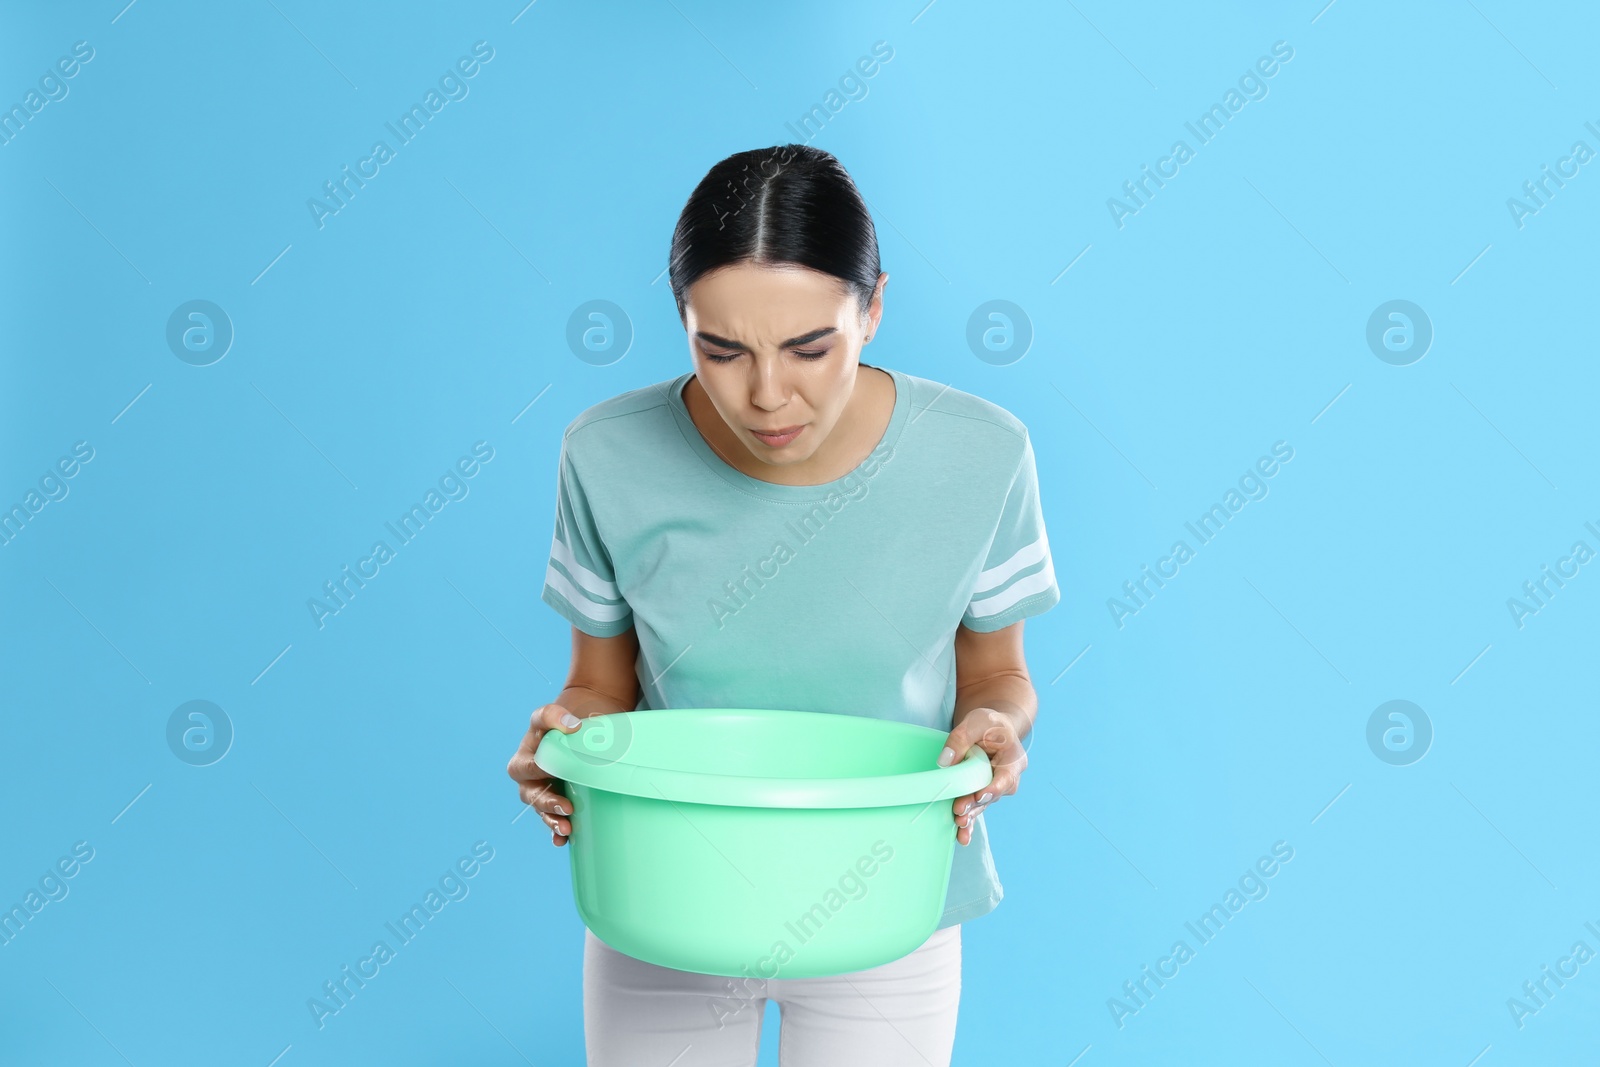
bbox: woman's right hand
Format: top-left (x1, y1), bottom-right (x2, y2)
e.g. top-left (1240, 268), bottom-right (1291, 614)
top-left (507, 702), bottom-right (584, 847)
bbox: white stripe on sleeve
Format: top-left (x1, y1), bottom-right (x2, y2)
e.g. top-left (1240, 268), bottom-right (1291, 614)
top-left (549, 532), bottom-right (622, 602)
top-left (544, 562), bottom-right (630, 624)
top-left (971, 536), bottom-right (1048, 598)
top-left (967, 550), bottom-right (1055, 620)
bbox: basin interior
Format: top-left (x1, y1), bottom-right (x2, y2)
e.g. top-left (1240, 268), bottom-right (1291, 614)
top-left (585, 708), bottom-right (944, 781)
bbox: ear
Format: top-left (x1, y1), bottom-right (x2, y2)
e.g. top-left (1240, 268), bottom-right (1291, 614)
top-left (864, 272), bottom-right (889, 338)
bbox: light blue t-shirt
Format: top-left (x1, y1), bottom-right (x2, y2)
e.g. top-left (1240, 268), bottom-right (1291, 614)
top-left (539, 362), bottom-right (1061, 929)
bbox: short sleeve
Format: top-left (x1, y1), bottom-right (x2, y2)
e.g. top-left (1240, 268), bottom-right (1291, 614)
top-left (961, 431), bottom-right (1060, 632)
top-left (540, 439), bottom-right (634, 638)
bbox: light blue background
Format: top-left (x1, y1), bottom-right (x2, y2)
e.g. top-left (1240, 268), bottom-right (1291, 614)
top-left (3, 1), bottom-right (1596, 1064)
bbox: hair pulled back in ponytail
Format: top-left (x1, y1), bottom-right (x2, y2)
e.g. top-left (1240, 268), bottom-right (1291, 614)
top-left (668, 144), bottom-right (882, 323)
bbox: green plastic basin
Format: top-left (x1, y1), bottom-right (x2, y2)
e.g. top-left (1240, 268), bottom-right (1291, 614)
top-left (533, 707), bottom-right (992, 979)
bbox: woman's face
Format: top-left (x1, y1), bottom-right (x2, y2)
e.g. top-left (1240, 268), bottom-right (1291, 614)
top-left (682, 261), bottom-right (887, 472)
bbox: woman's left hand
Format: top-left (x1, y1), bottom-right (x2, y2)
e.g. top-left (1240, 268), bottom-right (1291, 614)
top-left (938, 707), bottom-right (1027, 846)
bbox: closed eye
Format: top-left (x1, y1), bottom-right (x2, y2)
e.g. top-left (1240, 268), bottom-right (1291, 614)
top-left (704, 348), bottom-right (829, 364)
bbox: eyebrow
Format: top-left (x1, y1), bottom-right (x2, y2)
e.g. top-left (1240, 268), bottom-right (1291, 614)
top-left (694, 326), bottom-right (838, 351)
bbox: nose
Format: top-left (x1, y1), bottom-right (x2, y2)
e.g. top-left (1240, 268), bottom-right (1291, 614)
top-left (748, 356), bottom-right (791, 412)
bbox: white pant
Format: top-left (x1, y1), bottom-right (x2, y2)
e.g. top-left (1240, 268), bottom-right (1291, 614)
top-left (582, 924), bottom-right (962, 1066)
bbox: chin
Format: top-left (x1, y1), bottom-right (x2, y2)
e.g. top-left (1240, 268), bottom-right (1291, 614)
top-left (751, 441), bottom-right (813, 463)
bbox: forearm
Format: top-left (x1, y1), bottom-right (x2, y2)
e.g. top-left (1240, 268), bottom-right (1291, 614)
top-left (555, 683), bottom-right (636, 718)
top-left (952, 671), bottom-right (1038, 743)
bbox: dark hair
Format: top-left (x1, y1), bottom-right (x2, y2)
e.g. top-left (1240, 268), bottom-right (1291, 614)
top-left (668, 144), bottom-right (882, 323)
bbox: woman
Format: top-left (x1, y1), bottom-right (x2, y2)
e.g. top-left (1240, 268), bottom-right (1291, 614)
top-left (506, 143), bottom-right (1060, 1066)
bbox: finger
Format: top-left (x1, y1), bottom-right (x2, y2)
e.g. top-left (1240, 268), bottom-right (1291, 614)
top-left (951, 754), bottom-right (1002, 817)
top-left (986, 739), bottom-right (1028, 783)
top-left (508, 704), bottom-right (585, 782)
top-left (508, 747), bottom-right (566, 783)
top-left (958, 800), bottom-right (992, 830)
top-left (983, 766), bottom-right (1022, 798)
top-left (538, 808), bottom-right (571, 838)
top-left (535, 702), bottom-right (584, 733)
top-left (507, 741), bottom-right (539, 780)
top-left (951, 768), bottom-right (1002, 816)
top-left (936, 723), bottom-right (975, 767)
top-left (956, 778), bottom-right (1018, 828)
top-left (519, 779), bottom-right (570, 813)
top-left (520, 780), bottom-right (569, 813)
top-left (967, 729), bottom-right (1025, 792)
top-left (506, 728), bottom-right (553, 781)
top-left (938, 706), bottom-right (1014, 768)
top-left (955, 799), bottom-right (988, 830)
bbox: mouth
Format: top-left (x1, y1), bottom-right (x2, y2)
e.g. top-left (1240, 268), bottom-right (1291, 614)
top-left (749, 425), bottom-right (805, 447)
